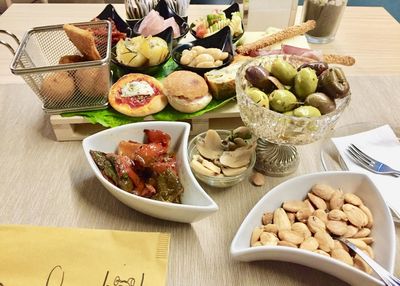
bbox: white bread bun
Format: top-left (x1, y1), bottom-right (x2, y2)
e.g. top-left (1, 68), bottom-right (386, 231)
top-left (168, 93), bottom-right (212, 113)
top-left (163, 70), bottom-right (211, 113)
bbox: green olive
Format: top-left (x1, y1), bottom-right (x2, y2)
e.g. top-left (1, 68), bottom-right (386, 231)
top-left (293, 106), bottom-right (321, 117)
top-left (271, 59), bottom-right (297, 85)
top-left (246, 87), bottom-right (269, 108)
top-left (284, 111), bottom-right (294, 116)
top-left (269, 90), bottom-right (297, 113)
top-left (304, 92), bottom-right (336, 115)
top-left (294, 67), bottom-right (318, 100)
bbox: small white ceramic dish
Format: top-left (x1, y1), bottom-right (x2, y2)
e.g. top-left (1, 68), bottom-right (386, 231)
top-left (82, 121), bottom-right (218, 223)
top-left (230, 171), bottom-right (396, 286)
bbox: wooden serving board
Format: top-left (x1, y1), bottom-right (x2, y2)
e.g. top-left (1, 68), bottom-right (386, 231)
top-left (49, 102), bottom-right (243, 141)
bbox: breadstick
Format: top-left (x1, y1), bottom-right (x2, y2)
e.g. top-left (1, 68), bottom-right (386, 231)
top-left (323, 54), bottom-right (356, 66)
top-left (236, 20), bottom-right (316, 55)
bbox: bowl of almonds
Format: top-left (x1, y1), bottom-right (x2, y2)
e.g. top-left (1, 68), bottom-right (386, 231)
top-left (230, 171), bottom-right (396, 286)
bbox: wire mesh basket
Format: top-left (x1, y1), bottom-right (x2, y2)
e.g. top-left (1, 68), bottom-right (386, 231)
top-left (10, 21), bottom-right (112, 114)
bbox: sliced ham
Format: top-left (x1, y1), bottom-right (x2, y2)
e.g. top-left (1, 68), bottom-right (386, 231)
top-left (138, 10), bottom-right (181, 38)
top-left (282, 45), bottom-right (323, 61)
top-left (249, 44), bottom-right (323, 62)
top-left (164, 17), bottom-right (180, 38)
top-left (252, 49), bottom-right (283, 57)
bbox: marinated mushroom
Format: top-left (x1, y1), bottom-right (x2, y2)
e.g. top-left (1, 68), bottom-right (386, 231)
top-left (191, 127), bottom-right (256, 178)
top-left (219, 145), bottom-right (255, 168)
top-left (196, 129), bottom-right (224, 160)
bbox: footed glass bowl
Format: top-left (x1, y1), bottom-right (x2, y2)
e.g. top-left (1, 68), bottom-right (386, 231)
top-left (236, 55), bottom-right (351, 176)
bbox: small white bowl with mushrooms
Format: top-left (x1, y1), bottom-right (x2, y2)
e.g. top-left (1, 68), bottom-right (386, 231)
top-left (188, 127), bottom-right (256, 188)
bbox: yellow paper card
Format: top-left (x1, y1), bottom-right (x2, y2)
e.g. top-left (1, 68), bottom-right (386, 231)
top-left (0, 225), bottom-right (170, 286)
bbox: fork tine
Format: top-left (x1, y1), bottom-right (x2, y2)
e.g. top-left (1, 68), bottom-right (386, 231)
top-left (347, 149), bottom-right (377, 173)
top-left (349, 144), bottom-right (375, 164)
top-left (347, 148), bottom-right (373, 168)
top-left (348, 145), bottom-right (374, 165)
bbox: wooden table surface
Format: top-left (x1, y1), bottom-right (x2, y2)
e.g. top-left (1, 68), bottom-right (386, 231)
top-left (0, 3), bottom-right (399, 286)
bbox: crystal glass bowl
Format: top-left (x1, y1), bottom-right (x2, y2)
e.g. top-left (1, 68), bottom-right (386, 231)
top-left (235, 55), bottom-right (351, 176)
top-left (236, 55), bottom-right (351, 145)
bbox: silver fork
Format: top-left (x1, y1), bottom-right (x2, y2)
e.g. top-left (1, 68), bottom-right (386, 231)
top-left (338, 238), bottom-right (400, 286)
top-left (346, 144), bottom-right (400, 177)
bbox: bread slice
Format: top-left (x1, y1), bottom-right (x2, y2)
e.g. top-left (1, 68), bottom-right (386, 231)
top-left (204, 62), bottom-right (244, 100)
top-left (63, 24), bottom-right (101, 61)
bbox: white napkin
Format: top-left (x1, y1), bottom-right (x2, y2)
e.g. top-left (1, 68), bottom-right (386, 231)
top-left (331, 125), bottom-right (400, 214)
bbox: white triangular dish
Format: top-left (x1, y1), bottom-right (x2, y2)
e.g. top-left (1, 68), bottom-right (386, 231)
top-left (230, 171), bottom-right (396, 286)
top-left (82, 121), bottom-right (218, 223)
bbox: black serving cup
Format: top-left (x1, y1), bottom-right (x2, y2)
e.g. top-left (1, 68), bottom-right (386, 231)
top-left (189, 2), bottom-right (244, 43)
top-left (111, 26), bottom-right (173, 76)
top-left (96, 4), bottom-right (133, 38)
top-left (172, 26), bottom-right (234, 75)
top-left (128, 0), bottom-right (189, 47)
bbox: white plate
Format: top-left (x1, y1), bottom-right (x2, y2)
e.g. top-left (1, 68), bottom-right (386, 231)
top-left (82, 121), bottom-right (218, 223)
top-left (230, 171), bottom-right (396, 286)
top-left (320, 122), bottom-right (400, 223)
top-left (320, 122), bottom-right (400, 172)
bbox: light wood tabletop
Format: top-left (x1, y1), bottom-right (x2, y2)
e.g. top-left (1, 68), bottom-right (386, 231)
top-left (0, 3), bottom-right (399, 286)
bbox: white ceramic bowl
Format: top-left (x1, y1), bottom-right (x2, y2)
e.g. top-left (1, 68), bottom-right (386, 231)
top-left (230, 171), bottom-right (396, 286)
top-left (82, 121), bottom-right (218, 223)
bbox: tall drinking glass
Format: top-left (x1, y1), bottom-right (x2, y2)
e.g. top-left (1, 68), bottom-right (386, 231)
top-left (243, 0), bottom-right (298, 31)
top-left (302, 0), bottom-right (347, 44)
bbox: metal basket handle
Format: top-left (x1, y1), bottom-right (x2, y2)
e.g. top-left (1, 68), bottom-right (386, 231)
top-left (0, 29), bottom-right (20, 55)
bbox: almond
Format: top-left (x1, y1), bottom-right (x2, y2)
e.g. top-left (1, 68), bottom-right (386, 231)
top-left (326, 220), bottom-right (348, 236)
top-left (278, 240), bottom-right (298, 248)
top-left (278, 230), bottom-right (304, 245)
top-left (262, 224), bottom-right (279, 234)
top-left (333, 240), bottom-right (349, 252)
top-left (342, 204), bottom-right (368, 228)
top-left (313, 209), bottom-right (328, 223)
top-left (251, 227), bottom-right (263, 246)
top-left (359, 204), bottom-right (374, 228)
top-left (300, 237), bottom-right (319, 251)
top-left (288, 212), bottom-right (296, 224)
top-left (353, 228), bottom-right (371, 238)
top-left (307, 215), bottom-right (326, 233)
top-left (308, 193), bottom-right (327, 210)
top-left (330, 189), bottom-right (344, 210)
top-left (283, 200), bottom-right (307, 213)
top-left (296, 208), bottom-right (313, 223)
top-left (364, 245), bottom-right (375, 259)
top-left (311, 184), bottom-right (335, 200)
top-left (343, 225), bottom-right (359, 238)
top-left (262, 212), bottom-right (274, 225)
top-left (273, 208), bottom-right (292, 231)
top-left (314, 231), bottom-right (334, 252)
top-left (292, 222), bottom-right (312, 238)
top-left (354, 254), bottom-right (373, 274)
top-left (260, 232), bottom-right (279, 246)
top-left (251, 171), bottom-right (265, 186)
top-left (344, 193), bottom-right (363, 206)
top-left (347, 238), bottom-right (368, 250)
top-left (359, 237), bottom-right (374, 245)
top-left (328, 209), bottom-right (348, 221)
top-left (304, 199), bottom-right (315, 212)
top-left (314, 249), bottom-right (330, 257)
top-left (331, 248), bottom-right (353, 266)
